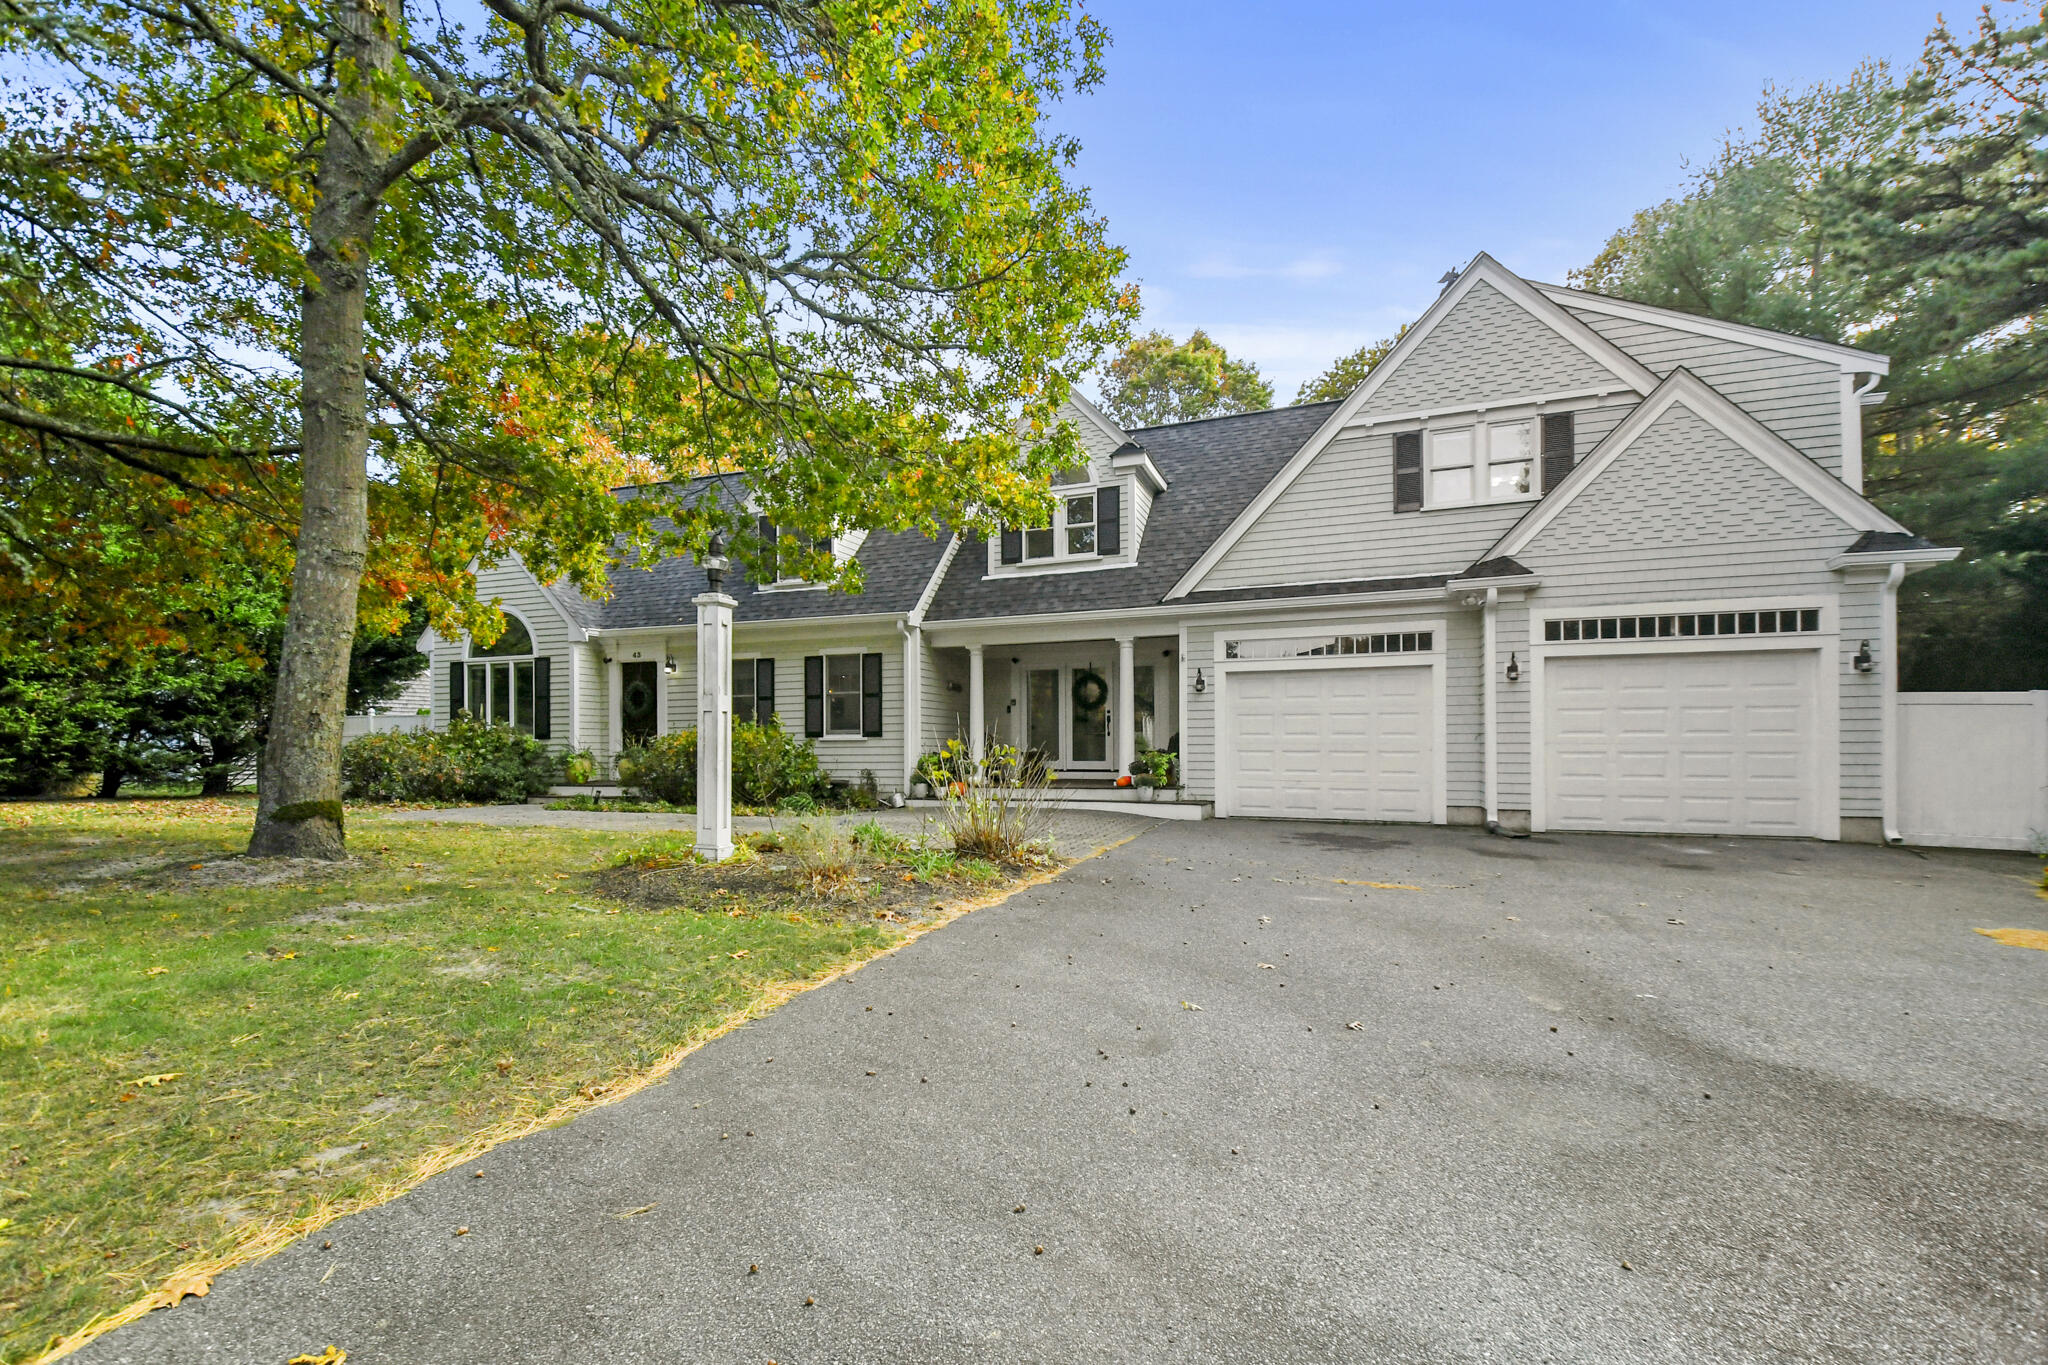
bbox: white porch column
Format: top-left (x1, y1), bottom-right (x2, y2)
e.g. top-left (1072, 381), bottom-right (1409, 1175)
top-left (694, 591), bottom-right (736, 862)
top-left (967, 644), bottom-right (986, 766)
top-left (1115, 635), bottom-right (1136, 776)
top-left (606, 655), bottom-right (623, 771)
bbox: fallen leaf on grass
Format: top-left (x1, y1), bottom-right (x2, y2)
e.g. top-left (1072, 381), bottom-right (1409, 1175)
top-left (728, 949), bottom-right (750, 959)
top-left (144, 966), bottom-right (169, 977)
top-left (1975, 927), bottom-right (2048, 951)
top-left (613, 1203), bottom-right (659, 1220)
top-left (288, 1348), bottom-right (347, 1364)
top-left (133, 1072), bottom-right (181, 1087)
top-left (144, 1267), bottom-right (212, 1311)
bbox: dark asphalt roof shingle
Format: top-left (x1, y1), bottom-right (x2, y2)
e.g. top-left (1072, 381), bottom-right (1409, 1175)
top-left (922, 401), bottom-right (1342, 622)
top-left (543, 476), bottom-right (949, 631)
top-left (1177, 573), bottom-right (1451, 606)
top-left (1841, 530), bottom-right (1941, 556)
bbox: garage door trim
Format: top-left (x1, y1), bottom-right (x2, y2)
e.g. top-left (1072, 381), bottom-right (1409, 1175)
top-left (1215, 620), bottom-right (1448, 824)
top-left (1529, 609), bottom-right (1838, 839)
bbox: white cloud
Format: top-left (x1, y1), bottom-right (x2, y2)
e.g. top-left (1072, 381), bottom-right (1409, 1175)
top-left (1185, 251), bottom-right (1343, 283)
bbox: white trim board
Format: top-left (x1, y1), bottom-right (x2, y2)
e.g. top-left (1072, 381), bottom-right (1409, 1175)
top-left (1487, 368), bottom-right (1909, 562)
top-left (1534, 282), bottom-right (1890, 374)
top-left (1167, 253), bottom-right (1658, 600)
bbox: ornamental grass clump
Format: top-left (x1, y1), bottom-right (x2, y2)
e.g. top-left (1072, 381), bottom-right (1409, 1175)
top-left (944, 740), bottom-right (1059, 861)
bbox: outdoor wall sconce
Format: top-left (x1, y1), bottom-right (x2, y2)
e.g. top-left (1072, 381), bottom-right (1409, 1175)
top-left (1505, 652), bottom-right (1521, 683)
top-left (1193, 668), bottom-right (1207, 694)
top-left (1853, 640), bottom-right (1876, 673)
top-left (664, 653), bottom-right (678, 676)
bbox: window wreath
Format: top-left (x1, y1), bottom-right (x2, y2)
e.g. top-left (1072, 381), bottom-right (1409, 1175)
top-left (1070, 668), bottom-right (1109, 712)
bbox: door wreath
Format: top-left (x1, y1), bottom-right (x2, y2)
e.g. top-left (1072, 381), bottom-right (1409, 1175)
top-left (1070, 668), bottom-right (1108, 712)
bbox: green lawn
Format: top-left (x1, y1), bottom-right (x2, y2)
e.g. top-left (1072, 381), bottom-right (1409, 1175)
top-left (0, 798), bottom-right (982, 1363)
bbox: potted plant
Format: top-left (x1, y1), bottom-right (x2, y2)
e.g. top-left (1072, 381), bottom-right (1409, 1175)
top-left (1146, 748), bottom-right (1176, 801)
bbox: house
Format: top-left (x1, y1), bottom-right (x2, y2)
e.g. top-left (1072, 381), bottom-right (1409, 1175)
top-left (423, 254), bottom-right (1955, 842)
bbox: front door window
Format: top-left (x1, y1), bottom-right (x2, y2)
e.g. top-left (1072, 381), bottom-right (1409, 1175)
top-left (1069, 666), bottom-right (1108, 763)
top-left (620, 661), bottom-right (659, 745)
top-left (1026, 668), bottom-right (1059, 763)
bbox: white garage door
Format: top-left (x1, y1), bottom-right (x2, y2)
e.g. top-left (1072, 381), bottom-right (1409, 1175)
top-left (1225, 665), bottom-right (1436, 822)
top-left (1544, 649), bottom-right (1821, 836)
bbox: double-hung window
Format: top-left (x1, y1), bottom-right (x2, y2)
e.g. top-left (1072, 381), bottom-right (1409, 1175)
top-left (1426, 420), bottom-right (1535, 508)
top-left (1023, 490), bottom-right (1097, 561)
top-left (1003, 480), bottom-right (1122, 566)
top-left (825, 654), bottom-right (862, 736)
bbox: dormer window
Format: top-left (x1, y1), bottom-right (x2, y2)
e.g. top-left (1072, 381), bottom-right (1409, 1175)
top-left (1001, 482), bottom-right (1123, 566)
top-left (758, 517), bottom-right (831, 584)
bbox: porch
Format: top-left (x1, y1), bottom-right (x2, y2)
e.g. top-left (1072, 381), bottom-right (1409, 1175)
top-left (928, 633), bottom-right (1182, 781)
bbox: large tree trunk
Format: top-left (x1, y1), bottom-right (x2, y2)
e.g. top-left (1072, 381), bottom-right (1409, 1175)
top-left (249, 0), bottom-right (395, 858)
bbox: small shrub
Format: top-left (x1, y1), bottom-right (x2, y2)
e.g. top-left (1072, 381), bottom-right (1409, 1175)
top-left (618, 731), bottom-right (697, 805)
top-left (841, 769), bottom-right (882, 811)
top-left (562, 750), bottom-right (599, 785)
top-left (780, 791), bottom-right (819, 816)
top-left (621, 723), bottom-right (829, 808)
top-left (341, 717), bottom-right (561, 804)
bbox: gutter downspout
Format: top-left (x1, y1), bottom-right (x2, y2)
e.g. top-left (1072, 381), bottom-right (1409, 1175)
top-left (1881, 561), bottom-right (1905, 846)
top-left (1482, 587), bottom-right (1501, 833)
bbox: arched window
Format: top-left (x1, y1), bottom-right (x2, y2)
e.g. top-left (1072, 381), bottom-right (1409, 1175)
top-left (465, 612), bottom-right (539, 733)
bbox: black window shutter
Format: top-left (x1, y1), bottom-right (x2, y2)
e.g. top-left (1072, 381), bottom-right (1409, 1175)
top-left (999, 528), bottom-right (1023, 565)
top-left (449, 660), bottom-right (465, 715)
top-left (1097, 484), bottom-right (1122, 556)
top-left (1541, 412), bottom-right (1576, 493)
top-left (803, 656), bottom-right (825, 737)
top-left (1393, 431), bottom-right (1424, 512)
top-left (533, 656), bottom-right (552, 740)
top-left (861, 652), bottom-right (884, 738)
top-left (756, 658), bottom-right (775, 724)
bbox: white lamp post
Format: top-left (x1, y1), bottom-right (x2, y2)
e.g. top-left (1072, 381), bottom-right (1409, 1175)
top-left (694, 532), bottom-right (736, 862)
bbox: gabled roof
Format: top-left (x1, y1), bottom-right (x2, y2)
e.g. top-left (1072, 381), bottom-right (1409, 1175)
top-left (543, 475), bottom-right (952, 632)
top-left (1485, 367), bottom-right (1907, 561)
top-left (921, 402), bottom-right (1341, 622)
top-left (1166, 253), bottom-right (1660, 600)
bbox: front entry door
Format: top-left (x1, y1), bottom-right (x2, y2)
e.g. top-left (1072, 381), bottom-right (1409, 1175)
top-left (620, 661), bottom-right (659, 746)
top-left (1021, 664), bottom-right (1113, 771)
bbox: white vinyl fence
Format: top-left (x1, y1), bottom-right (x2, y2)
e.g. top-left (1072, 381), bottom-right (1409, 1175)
top-left (1897, 692), bottom-right (2048, 851)
top-left (342, 712), bottom-right (436, 741)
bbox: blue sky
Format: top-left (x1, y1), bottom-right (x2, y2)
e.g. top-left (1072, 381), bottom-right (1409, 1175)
top-left (1051, 0), bottom-right (1948, 402)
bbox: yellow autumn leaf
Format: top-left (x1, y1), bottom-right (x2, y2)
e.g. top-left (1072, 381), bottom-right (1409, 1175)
top-left (133, 1072), bottom-right (181, 1087)
top-left (288, 1349), bottom-right (347, 1364)
top-left (145, 965), bottom-right (169, 976)
top-left (1975, 927), bottom-right (2048, 951)
top-left (145, 1266), bottom-right (212, 1310)
top-left (728, 949), bottom-right (750, 959)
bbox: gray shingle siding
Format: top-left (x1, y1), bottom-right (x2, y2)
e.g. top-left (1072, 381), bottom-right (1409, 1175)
top-left (1372, 280), bottom-right (1626, 413)
top-left (1563, 306), bottom-right (1848, 478)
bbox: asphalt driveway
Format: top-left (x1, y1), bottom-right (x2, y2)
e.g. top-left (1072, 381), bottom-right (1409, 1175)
top-left (80, 822), bottom-right (2047, 1364)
